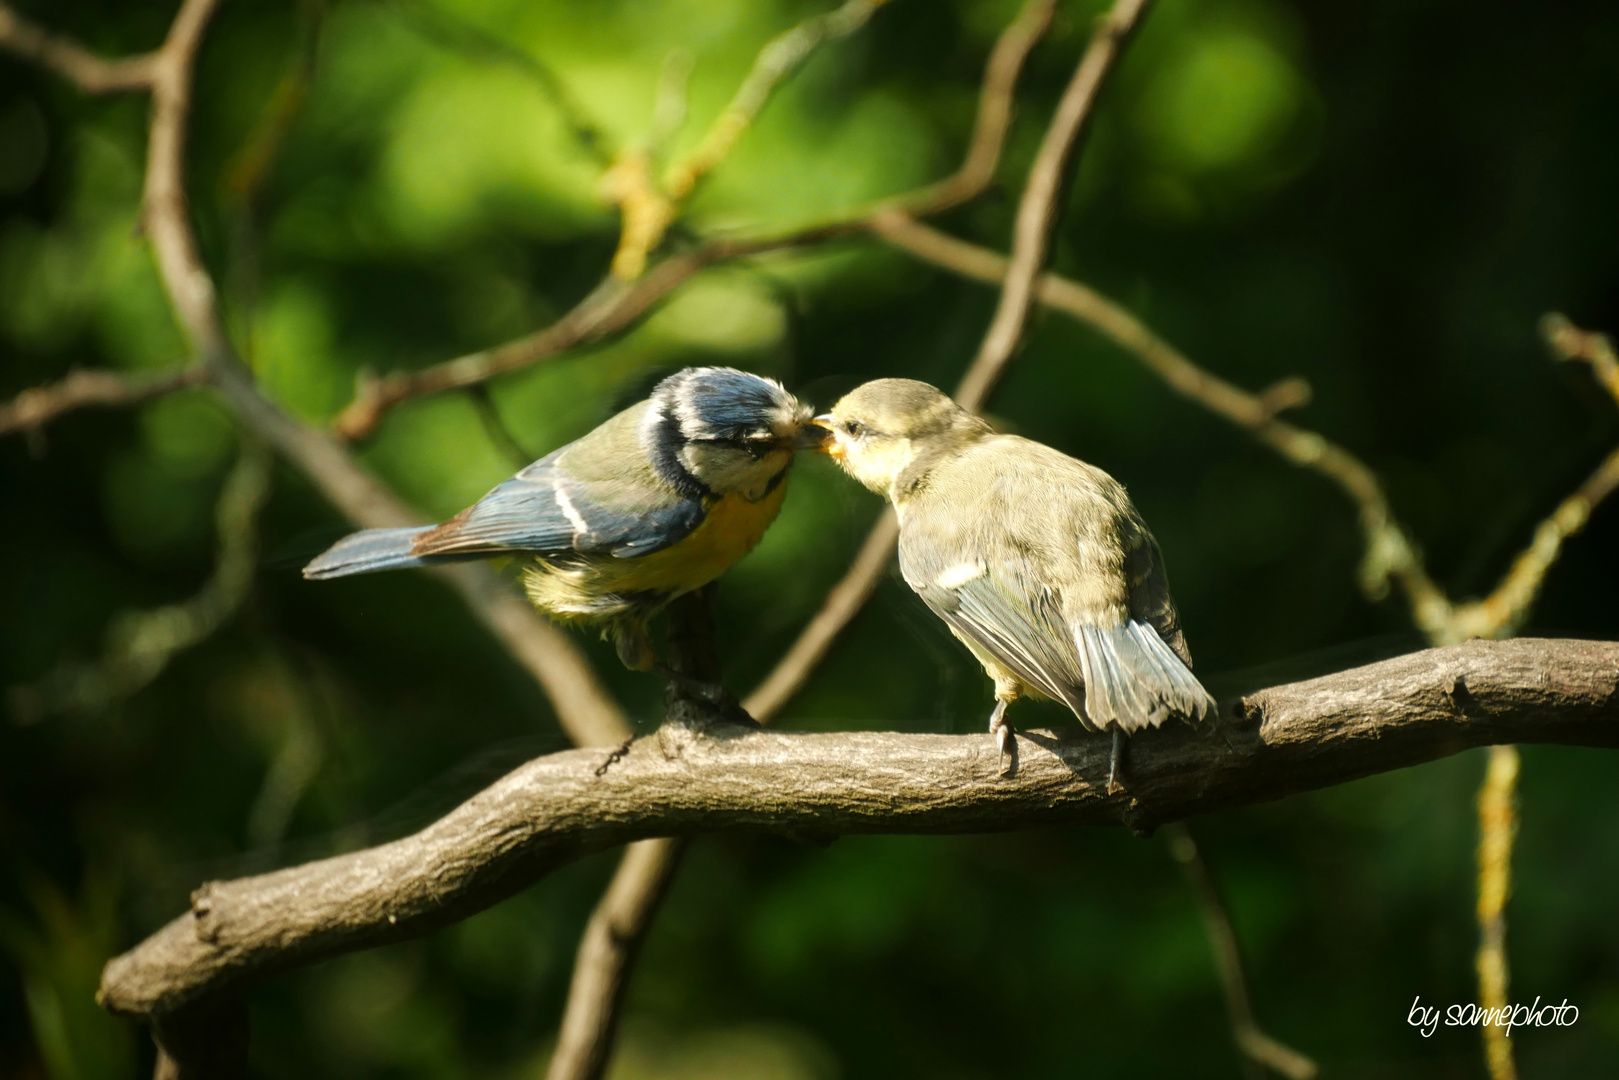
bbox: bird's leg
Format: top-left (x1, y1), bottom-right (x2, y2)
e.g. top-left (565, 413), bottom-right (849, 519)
top-left (988, 696), bottom-right (1017, 777)
top-left (653, 662), bottom-right (738, 707)
top-left (1107, 727), bottom-right (1127, 795)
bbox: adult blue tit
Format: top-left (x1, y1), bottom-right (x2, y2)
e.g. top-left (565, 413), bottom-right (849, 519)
top-left (812, 378), bottom-right (1213, 783)
top-left (305, 367), bottom-right (820, 671)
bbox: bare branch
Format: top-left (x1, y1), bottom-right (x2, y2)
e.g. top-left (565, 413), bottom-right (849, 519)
top-left (745, 510), bottom-right (899, 722)
top-left (34, 0), bottom-right (629, 750)
top-left (740, 0), bottom-right (1139, 722)
top-left (97, 638), bottom-right (1619, 1020)
top-left (333, 257), bottom-right (708, 440)
top-left (331, 0), bottom-right (1058, 438)
top-left (9, 436), bottom-right (272, 723)
top-left (900, 0), bottom-right (1057, 217)
top-left (0, 2), bottom-right (157, 92)
top-left (0, 365), bottom-right (203, 440)
top-left (1164, 822), bottom-right (1318, 1080)
top-left (545, 839), bottom-right (687, 1080)
top-left (955, 0), bottom-right (1153, 412)
top-left (662, 0), bottom-right (888, 204)
top-left (871, 214), bottom-right (1619, 646)
top-left (1543, 311), bottom-right (1619, 403)
top-left (1476, 744), bottom-right (1520, 1080)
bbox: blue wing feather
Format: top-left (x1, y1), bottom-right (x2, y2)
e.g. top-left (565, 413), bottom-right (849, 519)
top-left (409, 448), bottom-right (706, 561)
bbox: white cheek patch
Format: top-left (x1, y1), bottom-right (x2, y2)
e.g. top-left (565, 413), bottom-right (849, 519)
top-left (935, 561), bottom-right (986, 590)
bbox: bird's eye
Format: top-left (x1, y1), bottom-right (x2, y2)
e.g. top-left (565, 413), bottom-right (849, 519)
top-left (843, 420), bottom-right (866, 438)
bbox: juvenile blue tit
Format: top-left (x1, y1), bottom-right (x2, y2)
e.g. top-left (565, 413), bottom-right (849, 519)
top-left (813, 378), bottom-right (1213, 783)
top-left (305, 367), bottom-right (819, 671)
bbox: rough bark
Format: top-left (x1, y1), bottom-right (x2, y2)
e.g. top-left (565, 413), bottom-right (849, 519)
top-left (99, 638), bottom-right (1618, 1020)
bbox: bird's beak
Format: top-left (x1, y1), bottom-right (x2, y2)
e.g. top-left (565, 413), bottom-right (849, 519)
top-left (802, 415), bottom-right (840, 457)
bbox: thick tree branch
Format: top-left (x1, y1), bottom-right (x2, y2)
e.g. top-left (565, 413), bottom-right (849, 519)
top-left (97, 638), bottom-right (1619, 1020)
top-left (0, 2), bottom-right (157, 92)
top-left (544, 839), bottom-right (686, 1080)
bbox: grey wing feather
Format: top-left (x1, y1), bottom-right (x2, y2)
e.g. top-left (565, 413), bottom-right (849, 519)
top-left (914, 572), bottom-right (1089, 718)
top-left (1075, 621), bottom-right (1214, 733)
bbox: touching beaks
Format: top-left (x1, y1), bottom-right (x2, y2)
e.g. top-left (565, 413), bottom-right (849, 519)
top-left (797, 416), bottom-right (837, 453)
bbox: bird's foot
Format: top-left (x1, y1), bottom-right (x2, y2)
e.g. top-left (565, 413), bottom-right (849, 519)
top-left (988, 699), bottom-right (1016, 777)
top-left (1107, 727), bottom-right (1127, 795)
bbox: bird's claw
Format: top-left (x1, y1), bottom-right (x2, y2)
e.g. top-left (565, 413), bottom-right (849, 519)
top-left (988, 700), bottom-right (1016, 777)
top-left (1106, 726), bottom-right (1126, 795)
top-left (656, 664), bottom-right (757, 726)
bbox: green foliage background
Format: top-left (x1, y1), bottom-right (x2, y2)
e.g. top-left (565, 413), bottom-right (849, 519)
top-left (2, 0), bottom-right (1618, 1076)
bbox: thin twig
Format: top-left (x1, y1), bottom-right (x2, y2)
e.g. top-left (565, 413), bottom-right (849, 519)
top-left (96, 638), bottom-right (1619, 1021)
top-left (742, 0), bottom-right (1143, 723)
top-left (0, 2), bottom-right (157, 92)
top-left (1164, 822), bottom-right (1318, 1080)
top-left (663, 0), bottom-right (889, 203)
top-left (8, 435), bottom-right (273, 724)
top-left (545, 839), bottom-right (687, 1080)
top-left (745, 511), bottom-right (899, 722)
top-left (872, 214), bottom-right (1619, 646)
top-left (376, 0), bottom-right (613, 167)
top-left (1476, 745), bottom-right (1520, 1080)
top-left (900, 0), bottom-right (1057, 217)
top-left (0, 366), bottom-right (203, 441)
top-left (955, 0), bottom-right (1154, 412)
top-left (333, 0), bottom-right (1056, 439)
top-left (605, 0), bottom-right (890, 280)
top-left (333, 261), bottom-right (704, 440)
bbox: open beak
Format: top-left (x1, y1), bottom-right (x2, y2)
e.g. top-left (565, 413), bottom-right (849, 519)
top-left (800, 415), bottom-right (841, 457)
top-left (797, 416), bottom-right (838, 454)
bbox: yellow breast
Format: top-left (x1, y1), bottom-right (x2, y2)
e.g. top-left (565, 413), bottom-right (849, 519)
top-left (522, 480), bottom-right (789, 622)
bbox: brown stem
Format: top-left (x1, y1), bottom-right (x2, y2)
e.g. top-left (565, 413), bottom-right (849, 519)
top-left (331, 0), bottom-right (1059, 440)
top-left (871, 214), bottom-right (1619, 647)
top-left (0, 366), bottom-right (203, 441)
top-left (1164, 822), bottom-right (1318, 1080)
top-left (0, 2), bottom-right (158, 92)
top-left (545, 839), bottom-right (687, 1080)
top-left (740, 0), bottom-right (1144, 723)
top-left (955, 0), bottom-right (1154, 413)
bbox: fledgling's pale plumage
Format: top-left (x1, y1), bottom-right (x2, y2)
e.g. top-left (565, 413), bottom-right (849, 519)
top-left (814, 378), bottom-right (1213, 774)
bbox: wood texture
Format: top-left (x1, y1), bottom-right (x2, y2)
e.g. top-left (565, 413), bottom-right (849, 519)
top-left (100, 638), bottom-right (1619, 1019)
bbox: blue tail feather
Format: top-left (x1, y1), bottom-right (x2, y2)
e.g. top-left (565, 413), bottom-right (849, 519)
top-left (303, 527), bottom-right (433, 579)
